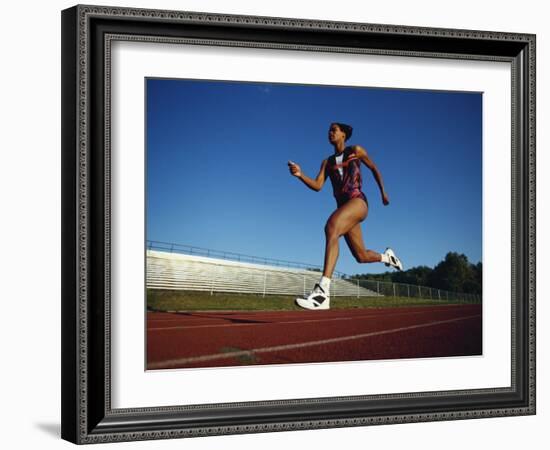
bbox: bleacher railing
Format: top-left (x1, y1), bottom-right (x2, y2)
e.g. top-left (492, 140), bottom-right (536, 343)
top-left (147, 240), bottom-right (346, 278)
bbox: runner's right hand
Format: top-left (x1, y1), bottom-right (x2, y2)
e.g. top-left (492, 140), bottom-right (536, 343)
top-left (288, 161), bottom-right (302, 178)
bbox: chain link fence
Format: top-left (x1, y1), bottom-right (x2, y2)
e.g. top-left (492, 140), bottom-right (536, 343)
top-left (345, 278), bottom-right (481, 304)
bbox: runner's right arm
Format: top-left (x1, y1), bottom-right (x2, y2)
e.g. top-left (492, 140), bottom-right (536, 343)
top-left (288, 160), bottom-right (327, 192)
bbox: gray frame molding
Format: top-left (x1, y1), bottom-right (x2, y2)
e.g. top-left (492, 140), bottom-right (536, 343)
top-left (61, 4), bottom-right (536, 444)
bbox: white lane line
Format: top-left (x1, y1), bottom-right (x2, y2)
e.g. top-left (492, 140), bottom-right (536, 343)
top-left (148, 314), bottom-right (481, 369)
top-left (148, 306), bottom-right (480, 331)
top-left (148, 306), bottom-right (480, 329)
top-left (147, 309), bottom-right (446, 331)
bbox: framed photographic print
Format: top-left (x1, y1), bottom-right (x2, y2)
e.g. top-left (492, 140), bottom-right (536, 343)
top-left (61, 4), bottom-right (536, 444)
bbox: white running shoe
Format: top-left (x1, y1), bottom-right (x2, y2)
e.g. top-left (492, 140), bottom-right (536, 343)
top-left (383, 248), bottom-right (403, 271)
top-left (295, 284), bottom-right (330, 310)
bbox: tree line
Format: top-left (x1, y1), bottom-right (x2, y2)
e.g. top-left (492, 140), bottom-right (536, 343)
top-left (348, 252), bottom-right (482, 295)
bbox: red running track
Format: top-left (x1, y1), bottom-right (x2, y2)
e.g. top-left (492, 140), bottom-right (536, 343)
top-left (146, 304), bottom-right (482, 370)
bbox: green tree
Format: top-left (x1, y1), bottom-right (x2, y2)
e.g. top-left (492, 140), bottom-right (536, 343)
top-left (428, 252), bottom-right (480, 293)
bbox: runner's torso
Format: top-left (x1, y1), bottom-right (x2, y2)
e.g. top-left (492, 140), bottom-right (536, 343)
top-left (325, 146), bottom-right (367, 207)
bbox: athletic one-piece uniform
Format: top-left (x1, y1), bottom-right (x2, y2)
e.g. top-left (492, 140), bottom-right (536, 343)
top-left (325, 146), bottom-right (368, 208)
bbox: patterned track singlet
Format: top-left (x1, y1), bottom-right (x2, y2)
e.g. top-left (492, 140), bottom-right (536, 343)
top-left (325, 146), bottom-right (368, 208)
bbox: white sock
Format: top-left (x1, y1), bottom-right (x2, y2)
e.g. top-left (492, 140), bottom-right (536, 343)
top-left (380, 252), bottom-right (389, 264)
top-left (319, 276), bottom-right (331, 293)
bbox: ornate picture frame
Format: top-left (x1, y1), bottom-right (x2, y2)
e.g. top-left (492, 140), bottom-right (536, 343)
top-left (61, 5), bottom-right (535, 444)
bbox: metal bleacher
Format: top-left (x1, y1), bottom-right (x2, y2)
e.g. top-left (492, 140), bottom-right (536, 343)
top-left (146, 250), bottom-right (380, 298)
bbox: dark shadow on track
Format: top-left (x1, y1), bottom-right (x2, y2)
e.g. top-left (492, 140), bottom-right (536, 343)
top-left (175, 312), bottom-right (271, 324)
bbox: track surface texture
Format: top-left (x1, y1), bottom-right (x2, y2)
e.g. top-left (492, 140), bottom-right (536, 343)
top-left (147, 304), bottom-right (482, 370)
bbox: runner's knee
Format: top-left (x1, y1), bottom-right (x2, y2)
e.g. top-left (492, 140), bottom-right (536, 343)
top-left (324, 220), bottom-right (341, 240)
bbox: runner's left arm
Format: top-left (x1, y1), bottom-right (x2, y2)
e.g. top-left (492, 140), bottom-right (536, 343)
top-left (354, 145), bottom-right (389, 205)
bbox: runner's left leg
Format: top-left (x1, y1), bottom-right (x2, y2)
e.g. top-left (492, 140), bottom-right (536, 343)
top-left (344, 223), bottom-right (383, 263)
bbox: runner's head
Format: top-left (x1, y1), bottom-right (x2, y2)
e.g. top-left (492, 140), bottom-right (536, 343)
top-left (329, 122), bottom-right (353, 144)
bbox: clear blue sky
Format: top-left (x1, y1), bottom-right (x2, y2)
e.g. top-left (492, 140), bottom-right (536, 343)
top-left (146, 78), bottom-right (482, 275)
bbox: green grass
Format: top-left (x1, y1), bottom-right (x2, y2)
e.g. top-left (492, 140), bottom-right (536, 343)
top-left (147, 289), bottom-right (473, 312)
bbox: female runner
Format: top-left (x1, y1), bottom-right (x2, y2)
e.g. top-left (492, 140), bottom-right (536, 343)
top-left (288, 122), bottom-right (403, 310)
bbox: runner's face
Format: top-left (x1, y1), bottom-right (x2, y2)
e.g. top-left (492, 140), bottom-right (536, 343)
top-left (328, 124), bottom-right (346, 144)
